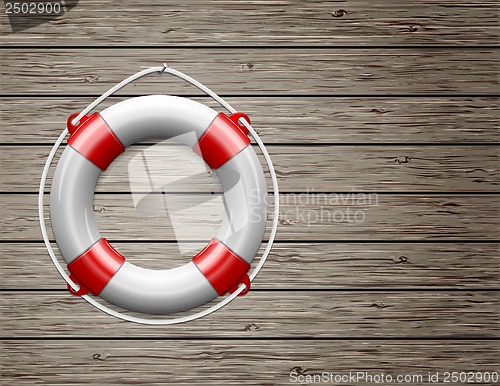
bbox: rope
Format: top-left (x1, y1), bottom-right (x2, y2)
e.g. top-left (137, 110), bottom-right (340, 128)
top-left (39, 65), bottom-right (280, 325)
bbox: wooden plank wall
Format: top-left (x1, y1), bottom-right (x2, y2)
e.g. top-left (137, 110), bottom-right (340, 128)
top-left (0, 1), bottom-right (499, 384)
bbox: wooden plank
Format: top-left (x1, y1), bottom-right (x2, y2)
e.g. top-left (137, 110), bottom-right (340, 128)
top-left (2, 194), bottom-right (499, 241)
top-left (2, 49), bottom-right (499, 95)
top-left (2, 145), bottom-right (499, 193)
top-left (1, 291), bottom-right (498, 338)
top-left (1, 97), bottom-right (499, 144)
top-left (1, 1), bottom-right (499, 46)
top-left (2, 243), bottom-right (498, 289)
top-left (3, 97), bottom-right (500, 145)
top-left (1, 340), bottom-right (498, 385)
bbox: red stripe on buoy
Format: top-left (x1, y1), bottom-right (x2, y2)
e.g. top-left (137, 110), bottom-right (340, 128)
top-left (67, 112), bottom-right (125, 170)
top-left (193, 112), bottom-right (251, 169)
top-left (67, 238), bottom-right (125, 296)
top-left (193, 238), bottom-right (251, 296)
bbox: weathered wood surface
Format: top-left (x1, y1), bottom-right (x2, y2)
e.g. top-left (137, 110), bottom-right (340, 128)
top-left (1, 97), bottom-right (499, 144)
top-left (2, 49), bottom-right (499, 95)
top-left (1, 340), bottom-right (498, 385)
top-left (2, 194), bottom-right (499, 241)
top-left (2, 243), bottom-right (498, 289)
top-left (2, 145), bottom-right (499, 192)
top-left (1, 0), bottom-right (499, 46)
top-left (1, 292), bottom-right (498, 338)
top-left (1, 0), bottom-right (499, 383)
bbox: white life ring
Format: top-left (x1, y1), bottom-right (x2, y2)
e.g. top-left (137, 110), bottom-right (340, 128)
top-left (50, 95), bottom-right (268, 315)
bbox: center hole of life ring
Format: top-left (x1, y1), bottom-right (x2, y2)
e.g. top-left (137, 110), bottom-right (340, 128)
top-left (94, 134), bottom-right (225, 270)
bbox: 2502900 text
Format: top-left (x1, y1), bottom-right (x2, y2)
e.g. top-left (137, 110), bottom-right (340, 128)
top-left (5, 2), bottom-right (62, 15)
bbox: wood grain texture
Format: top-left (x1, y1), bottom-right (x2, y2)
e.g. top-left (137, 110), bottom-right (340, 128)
top-left (2, 243), bottom-right (499, 290)
top-left (1, 340), bottom-right (498, 385)
top-left (2, 49), bottom-right (499, 95)
top-left (1, 291), bottom-right (499, 338)
top-left (2, 194), bottom-right (499, 241)
top-left (1, 97), bottom-right (499, 144)
top-left (1, 0), bottom-right (499, 46)
top-left (2, 145), bottom-right (499, 192)
top-left (1, 1), bottom-right (499, 380)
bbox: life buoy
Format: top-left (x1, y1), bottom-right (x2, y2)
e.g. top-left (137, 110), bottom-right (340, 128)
top-left (50, 95), bottom-right (268, 315)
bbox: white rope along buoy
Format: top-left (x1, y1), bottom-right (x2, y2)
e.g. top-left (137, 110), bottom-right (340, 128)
top-left (39, 65), bottom-right (280, 325)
